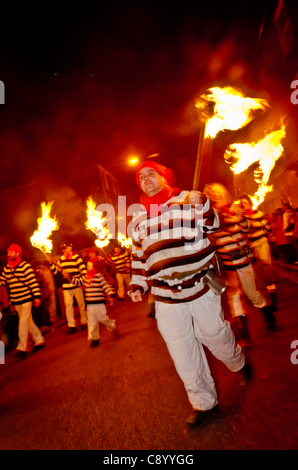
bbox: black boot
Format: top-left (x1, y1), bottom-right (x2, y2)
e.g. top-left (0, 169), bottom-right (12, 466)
top-left (147, 302), bottom-right (156, 319)
top-left (232, 315), bottom-right (252, 347)
top-left (269, 292), bottom-right (277, 313)
top-left (236, 363), bottom-right (252, 386)
top-left (261, 305), bottom-right (276, 332)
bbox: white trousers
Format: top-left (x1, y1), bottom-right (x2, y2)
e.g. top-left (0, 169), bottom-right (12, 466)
top-left (87, 304), bottom-right (116, 341)
top-left (155, 290), bottom-right (245, 411)
top-left (15, 302), bottom-right (45, 352)
top-left (63, 288), bottom-right (87, 328)
top-left (253, 242), bottom-right (272, 265)
top-left (116, 273), bottom-right (131, 299)
top-left (226, 264), bottom-right (267, 317)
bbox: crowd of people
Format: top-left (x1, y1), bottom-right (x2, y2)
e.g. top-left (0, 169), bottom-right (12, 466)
top-left (0, 159), bottom-right (297, 429)
top-left (265, 203), bottom-right (298, 266)
top-left (0, 242), bottom-right (132, 355)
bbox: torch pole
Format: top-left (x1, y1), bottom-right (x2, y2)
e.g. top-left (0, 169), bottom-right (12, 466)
top-left (193, 122), bottom-right (206, 191)
top-left (99, 246), bottom-right (108, 259)
top-left (43, 252), bottom-right (70, 279)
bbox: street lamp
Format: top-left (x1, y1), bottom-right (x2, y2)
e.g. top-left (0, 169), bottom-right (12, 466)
top-left (128, 157), bottom-right (139, 166)
top-left (128, 153), bottom-right (159, 167)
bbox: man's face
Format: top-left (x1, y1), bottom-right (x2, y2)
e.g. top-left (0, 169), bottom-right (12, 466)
top-left (7, 251), bottom-right (18, 261)
top-left (139, 167), bottom-right (165, 197)
top-left (87, 261), bottom-right (94, 271)
top-left (207, 186), bottom-right (226, 210)
top-left (62, 246), bottom-right (73, 257)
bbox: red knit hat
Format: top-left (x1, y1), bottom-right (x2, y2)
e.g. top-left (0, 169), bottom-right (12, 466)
top-left (136, 160), bottom-right (176, 189)
top-left (88, 248), bottom-right (98, 255)
top-left (7, 244), bottom-right (22, 254)
top-left (88, 259), bottom-right (105, 274)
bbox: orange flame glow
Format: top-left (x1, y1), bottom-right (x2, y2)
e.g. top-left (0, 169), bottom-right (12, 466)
top-left (86, 196), bottom-right (112, 248)
top-left (197, 87), bottom-right (269, 139)
top-left (30, 202), bottom-right (59, 253)
top-left (225, 120), bottom-right (287, 208)
top-left (117, 233), bottom-right (133, 249)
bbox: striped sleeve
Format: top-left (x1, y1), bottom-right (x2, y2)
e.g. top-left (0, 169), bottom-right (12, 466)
top-left (129, 191), bottom-right (218, 302)
top-left (1, 262), bottom-right (41, 305)
top-left (51, 254), bottom-right (87, 290)
top-left (73, 274), bottom-right (113, 304)
top-left (0, 271), bottom-right (7, 288)
top-left (245, 210), bottom-right (269, 248)
top-left (212, 210), bottom-right (252, 271)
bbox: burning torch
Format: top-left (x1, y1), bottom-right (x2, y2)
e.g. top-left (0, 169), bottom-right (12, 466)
top-left (85, 196), bottom-right (113, 257)
top-left (30, 202), bottom-right (59, 256)
top-left (224, 119), bottom-right (287, 209)
top-left (30, 202), bottom-right (68, 278)
top-left (194, 86), bottom-right (269, 195)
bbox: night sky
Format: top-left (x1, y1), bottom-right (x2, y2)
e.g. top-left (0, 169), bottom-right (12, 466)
top-left (0, 1), bottom-right (270, 258)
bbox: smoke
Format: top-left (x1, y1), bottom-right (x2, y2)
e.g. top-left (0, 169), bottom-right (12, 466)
top-left (0, 1), bottom-right (273, 257)
top-left (45, 186), bottom-right (86, 237)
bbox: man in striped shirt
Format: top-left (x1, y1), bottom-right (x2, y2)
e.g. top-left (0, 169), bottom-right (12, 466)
top-left (71, 259), bottom-right (117, 347)
top-left (48, 242), bottom-right (87, 335)
top-left (239, 194), bottom-right (272, 264)
top-left (129, 161), bottom-right (249, 428)
top-left (110, 247), bottom-right (131, 301)
top-left (205, 184), bottom-right (276, 338)
top-left (0, 244), bottom-right (45, 358)
top-left (239, 193), bottom-right (277, 312)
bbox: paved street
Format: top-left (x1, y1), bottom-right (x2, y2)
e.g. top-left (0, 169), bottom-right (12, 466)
top-left (1, 264), bottom-right (298, 450)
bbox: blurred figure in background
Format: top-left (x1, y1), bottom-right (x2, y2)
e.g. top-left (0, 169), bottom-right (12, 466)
top-left (239, 194), bottom-right (277, 312)
top-left (110, 247), bottom-right (131, 301)
top-left (272, 209), bottom-right (297, 265)
top-left (205, 184), bottom-right (276, 343)
top-left (292, 208), bottom-right (298, 261)
top-left (70, 259), bottom-right (119, 348)
top-left (34, 265), bottom-right (52, 329)
top-left (0, 286), bottom-right (10, 353)
top-left (239, 194), bottom-right (272, 263)
top-left (52, 265), bottom-right (67, 320)
top-left (283, 203), bottom-right (296, 236)
top-left (265, 212), bottom-right (279, 261)
top-left (40, 262), bottom-right (58, 325)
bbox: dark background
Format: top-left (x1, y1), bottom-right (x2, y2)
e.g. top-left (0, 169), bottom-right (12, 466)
top-left (0, 1), bottom-right (282, 258)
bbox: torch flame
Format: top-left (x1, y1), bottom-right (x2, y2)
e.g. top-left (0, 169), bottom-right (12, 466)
top-left (197, 86), bottom-right (269, 139)
top-left (86, 196), bottom-right (112, 248)
top-left (225, 120), bottom-right (287, 208)
top-left (30, 202), bottom-right (59, 254)
top-left (117, 233), bottom-right (133, 249)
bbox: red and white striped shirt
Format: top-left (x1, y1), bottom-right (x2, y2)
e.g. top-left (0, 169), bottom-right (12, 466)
top-left (211, 205), bottom-right (252, 271)
top-left (129, 191), bottom-right (220, 303)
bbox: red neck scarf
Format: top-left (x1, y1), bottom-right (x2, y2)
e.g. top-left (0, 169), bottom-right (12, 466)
top-left (87, 268), bottom-right (96, 284)
top-left (243, 208), bottom-right (254, 217)
top-left (140, 186), bottom-right (181, 218)
top-left (8, 257), bottom-right (21, 270)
